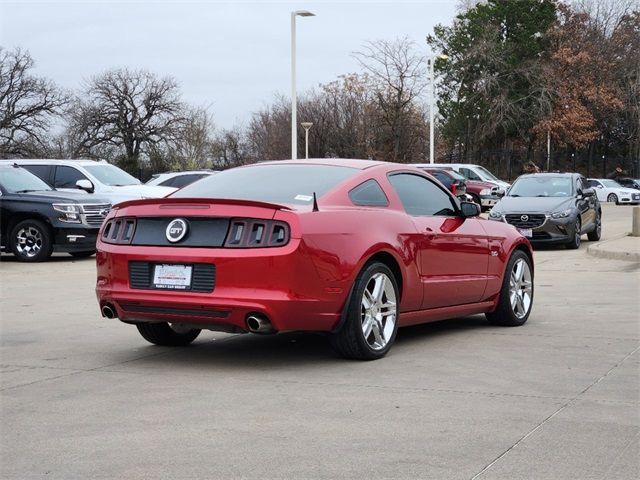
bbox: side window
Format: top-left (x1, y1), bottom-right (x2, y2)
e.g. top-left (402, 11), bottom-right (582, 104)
top-left (22, 165), bottom-right (52, 185)
top-left (587, 180), bottom-right (599, 188)
top-left (459, 168), bottom-right (481, 181)
top-left (54, 166), bottom-right (88, 188)
top-left (158, 177), bottom-right (177, 187)
top-left (431, 172), bottom-right (450, 185)
top-left (388, 173), bottom-right (456, 216)
top-left (348, 179), bottom-right (389, 207)
top-left (168, 174), bottom-right (207, 189)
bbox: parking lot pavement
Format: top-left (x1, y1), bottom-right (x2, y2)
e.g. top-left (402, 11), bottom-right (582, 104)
top-left (1, 205), bottom-right (638, 480)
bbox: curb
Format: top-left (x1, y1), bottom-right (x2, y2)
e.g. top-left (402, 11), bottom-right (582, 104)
top-left (586, 234), bottom-right (640, 262)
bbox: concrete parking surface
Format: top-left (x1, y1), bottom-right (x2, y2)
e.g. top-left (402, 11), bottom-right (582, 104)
top-left (1, 204), bottom-right (638, 479)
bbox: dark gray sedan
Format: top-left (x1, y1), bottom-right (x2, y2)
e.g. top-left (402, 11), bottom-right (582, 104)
top-left (488, 173), bottom-right (601, 249)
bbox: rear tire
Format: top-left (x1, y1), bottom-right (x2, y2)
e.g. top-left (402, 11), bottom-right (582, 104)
top-left (486, 250), bottom-right (533, 327)
top-left (330, 262), bottom-right (399, 360)
top-left (136, 323), bottom-right (201, 346)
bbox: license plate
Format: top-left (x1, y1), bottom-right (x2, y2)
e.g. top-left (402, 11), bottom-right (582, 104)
top-left (517, 228), bottom-right (532, 238)
top-left (153, 264), bottom-right (192, 290)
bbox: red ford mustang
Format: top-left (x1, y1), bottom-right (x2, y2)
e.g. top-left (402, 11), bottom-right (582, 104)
top-left (96, 159), bottom-right (534, 360)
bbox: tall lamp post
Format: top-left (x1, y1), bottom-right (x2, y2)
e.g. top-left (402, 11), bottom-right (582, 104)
top-left (301, 122), bottom-right (313, 159)
top-left (428, 53), bottom-right (448, 163)
top-left (291, 10), bottom-right (315, 160)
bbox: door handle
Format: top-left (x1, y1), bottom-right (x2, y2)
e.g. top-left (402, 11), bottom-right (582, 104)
top-left (425, 227), bottom-right (435, 238)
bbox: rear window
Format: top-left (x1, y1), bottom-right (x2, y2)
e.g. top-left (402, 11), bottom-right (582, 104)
top-left (173, 164), bottom-right (357, 205)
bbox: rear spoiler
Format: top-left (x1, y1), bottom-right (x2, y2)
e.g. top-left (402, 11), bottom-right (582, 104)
top-left (112, 197), bottom-right (294, 211)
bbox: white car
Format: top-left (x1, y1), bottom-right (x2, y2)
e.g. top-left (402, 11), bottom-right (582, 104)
top-left (412, 162), bottom-right (511, 190)
top-left (587, 178), bottom-right (640, 205)
top-left (1, 159), bottom-right (175, 206)
top-left (146, 170), bottom-right (217, 189)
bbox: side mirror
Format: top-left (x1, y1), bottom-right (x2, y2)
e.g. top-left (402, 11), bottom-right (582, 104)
top-left (596, 185), bottom-right (603, 189)
top-left (496, 189), bottom-right (506, 198)
top-left (76, 179), bottom-right (94, 193)
top-left (460, 201), bottom-right (481, 218)
top-left (582, 188), bottom-right (596, 197)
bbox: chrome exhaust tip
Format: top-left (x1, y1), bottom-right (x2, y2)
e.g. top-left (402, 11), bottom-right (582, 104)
top-left (246, 314), bottom-right (274, 334)
top-left (101, 304), bottom-right (116, 319)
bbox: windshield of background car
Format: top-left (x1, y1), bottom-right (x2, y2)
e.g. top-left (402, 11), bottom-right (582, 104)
top-left (84, 164), bottom-right (140, 186)
top-left (445, 169), bottom-right (466, 181)
top-left (508, 177), bottom-right (574, 197)
top-left (173, 164), bottom-right (358, 205)
top-left (0, 167), bottom-right (53, 193)
top-left (476, 166), bottom-right (499, 181)
top-left (601, 179), bottom-right (623, 188)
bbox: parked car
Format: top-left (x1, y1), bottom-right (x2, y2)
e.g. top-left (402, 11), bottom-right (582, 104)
top-left (146, 170), bottom-right (217, 189)
top-left (413, 163), bottom-right (511, 190)
top-left (0, 164), bottom-right (111, 261)
top-left (615, 177), bottom-right (640, 190)
top-left (489, 173), bottom-right (601, 249)
top-left (96, 159), bottom-right (534, 360)
top-left (420, 168), bottom-right (467, 199)
top-left (587, 178), bottom-right (640, 205)
top-left (0, 159), bottom-right (175, 206)
top-left (423, 167), bottom-right (501, 210)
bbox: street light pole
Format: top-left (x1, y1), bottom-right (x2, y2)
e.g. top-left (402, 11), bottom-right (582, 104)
top-left (428, 53), bottom-right (448, 164)
top-left (291, 10), bottom-right (315, 160)
top-left (301, 122), bottom-right (313, 159)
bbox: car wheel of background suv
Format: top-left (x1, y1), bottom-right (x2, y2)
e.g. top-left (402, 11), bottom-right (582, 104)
top-left (486, 250), bottom-right (533, 327)
top-left (136, 322), bottom-right (201, 346)
top-left (9, 219), bottom-right (53, 262)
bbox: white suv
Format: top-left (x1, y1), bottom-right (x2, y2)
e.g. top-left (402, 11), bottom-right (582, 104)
top-left (1, 159), bottom-right (175, 205)
top-left (413, 163), bottom-right (511, 190)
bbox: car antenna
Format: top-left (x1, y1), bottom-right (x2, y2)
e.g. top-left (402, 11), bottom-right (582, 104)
top-left (312, 192), bottom-right (319, 212)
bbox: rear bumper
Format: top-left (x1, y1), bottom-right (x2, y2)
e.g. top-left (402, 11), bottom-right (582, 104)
top-left (95, 239), bottom-right (347, 333)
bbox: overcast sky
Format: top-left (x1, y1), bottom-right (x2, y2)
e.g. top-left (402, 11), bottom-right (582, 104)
top-left (1, 0), bottom-right (458, 128)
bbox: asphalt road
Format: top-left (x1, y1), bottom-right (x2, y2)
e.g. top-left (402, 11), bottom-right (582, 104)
top-left (1, 204), bottom-right (638, 480)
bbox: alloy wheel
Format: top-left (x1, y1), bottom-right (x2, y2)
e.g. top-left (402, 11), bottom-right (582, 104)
top-left (509, 258), bottom-right (533, 319)
top-left (360, 272), bottom-right (397, 350)
top-left (15, 226), bottom-right (43, 258)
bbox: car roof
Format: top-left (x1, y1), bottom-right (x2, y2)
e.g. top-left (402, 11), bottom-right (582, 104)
top-left (519, 172), bottom-right (578, 178)
top-left (0, 158), bottom-right (102, 166)
top-left (256, 158), bottom-right (388, 170)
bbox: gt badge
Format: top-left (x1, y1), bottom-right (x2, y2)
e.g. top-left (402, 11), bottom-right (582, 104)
top-left (166, 218), bottom-right (188, 243)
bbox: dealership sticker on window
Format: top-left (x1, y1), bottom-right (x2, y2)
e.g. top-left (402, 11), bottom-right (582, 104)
top-left (294, 194), bottom-right (313, 202)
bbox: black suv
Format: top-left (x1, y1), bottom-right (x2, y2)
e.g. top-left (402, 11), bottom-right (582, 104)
top-left (0, 164), bottom-right (111, 261)
top-left (488, 173), bottom-right (601, 249)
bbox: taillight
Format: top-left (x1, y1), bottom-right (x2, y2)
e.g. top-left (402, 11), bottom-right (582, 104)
top-left (451, 183), bottom-right (458, 195)
top-left (101, 218), bottom-right (137, 244)
top-left (224, 218), bottom-right (290, 248)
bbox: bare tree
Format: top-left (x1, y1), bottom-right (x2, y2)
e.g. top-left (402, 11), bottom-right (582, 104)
top-left (68, 68), bottom-right (184, 172)
top-left (353, 37), bottom-right (427, 162)
top-left (0, 47), bottom-right (68, 157)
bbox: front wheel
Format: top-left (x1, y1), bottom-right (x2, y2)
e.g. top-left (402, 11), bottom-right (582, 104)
top-left (565, 218), bottom-right (581, 250)
top-left (607, 193), bottom-right (618, 204)
top-left (9, 219), bottom-right (53, 262)
top-left (486, 250), bottom-right (534, 327)
top-left (330, 262), bottom-right (399, 360)
top-left (136, 323), bottom-right (201, 346)
top-left (587, 212), bottom-right (602, 241)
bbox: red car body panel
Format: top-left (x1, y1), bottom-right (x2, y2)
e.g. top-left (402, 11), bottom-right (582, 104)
top-left (96, 160), bottom-right (531, 334)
